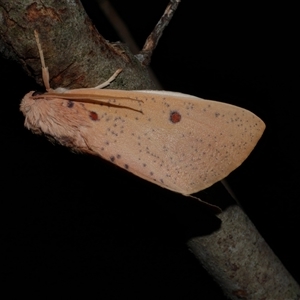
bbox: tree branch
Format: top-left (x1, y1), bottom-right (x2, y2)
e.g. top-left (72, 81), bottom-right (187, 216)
top-left (0, 0), bottom-right (156, 90)
top-left (188, 205), bottom-right (300, 299)
top-left (139, 0), bottom-right (181, 66)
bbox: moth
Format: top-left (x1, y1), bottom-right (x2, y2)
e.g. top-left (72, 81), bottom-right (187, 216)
top-left (20, 31), bottom-right (265, 204)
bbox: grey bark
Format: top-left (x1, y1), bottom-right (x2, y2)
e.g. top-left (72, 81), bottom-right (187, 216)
top-left (188, 205), bottom-right (300, 299)
top-left (0, 0), bottom-right (156, 90)
top-left (1, 1), bottom-right (299, 299)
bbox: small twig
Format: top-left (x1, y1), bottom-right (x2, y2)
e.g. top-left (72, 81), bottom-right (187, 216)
top-left (138, 0), bottom-right (181, 66)
top-left (97, 0), bottom-right (140, 55)
top-left (97, 0), bottom-right (162, 88)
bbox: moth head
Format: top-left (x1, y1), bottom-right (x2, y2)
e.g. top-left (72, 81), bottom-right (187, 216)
top-left (20, 91), bottom-right (36, 114)
top-left (20, 91), bottom-right (46, 134)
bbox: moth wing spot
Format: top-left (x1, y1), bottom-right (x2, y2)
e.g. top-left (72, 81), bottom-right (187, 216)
top-left (89, 111), bottom-right (99, 121)
top-left (170, 111), bottom-right (181, 123)
top-left (67, 101), bottom-right (74, 108)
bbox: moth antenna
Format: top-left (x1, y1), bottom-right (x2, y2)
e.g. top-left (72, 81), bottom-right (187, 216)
top-left (93, 68), bottom-right (123, 89)
top-left (34, 30), bottom-right (51, 91)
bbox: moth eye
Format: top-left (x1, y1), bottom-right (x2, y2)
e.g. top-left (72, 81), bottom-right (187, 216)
top-left (32, 90), bottom-right (45, 96)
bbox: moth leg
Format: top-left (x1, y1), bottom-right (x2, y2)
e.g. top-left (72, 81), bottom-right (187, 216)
top-left (93, 69), bottom-right (123, 89)
top-left (34, 30), bottom-right (51, 91)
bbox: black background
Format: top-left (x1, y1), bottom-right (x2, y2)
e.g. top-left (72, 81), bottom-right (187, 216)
top-left (3, 0), bottom-right (299, 298)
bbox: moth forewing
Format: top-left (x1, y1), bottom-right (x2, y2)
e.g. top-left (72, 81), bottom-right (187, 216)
top-left (20, 31), bottom-right (265, 200)
top-left (21, 87), bottom-right (265, 196)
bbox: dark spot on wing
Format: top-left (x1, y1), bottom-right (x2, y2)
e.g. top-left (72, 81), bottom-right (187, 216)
top-left (89, 111), bottom-right (99, 121)
top-left (67, 101), bottom-right (74, 108)
top-left (170, 111), bottom-right (181, 123)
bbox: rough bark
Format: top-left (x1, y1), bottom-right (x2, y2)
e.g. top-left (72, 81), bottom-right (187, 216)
top-left (188, 205), bottom-right (300, 299)
top-left (0, 0), bottom-right (156, 90)
top-left (1, 1), bottom-right (299, 299)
